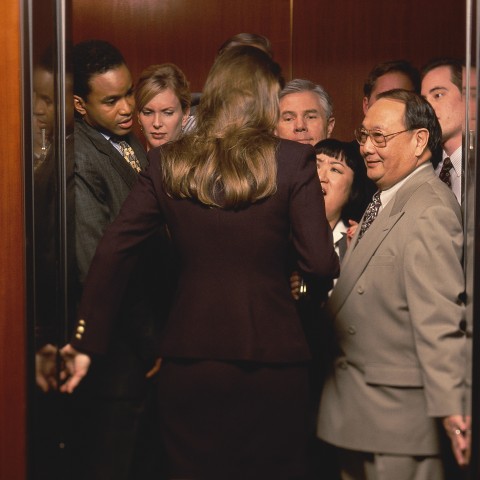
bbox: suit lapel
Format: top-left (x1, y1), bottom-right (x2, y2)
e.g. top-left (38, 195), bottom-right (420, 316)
top-left (78, 121), bottom-right (144, 189)
top-left (98, 137), bottom-right (140, 189)
top-left (329, 202), bottom-right (403, 314)
top-left (329, 165), bottom-right (435, 316)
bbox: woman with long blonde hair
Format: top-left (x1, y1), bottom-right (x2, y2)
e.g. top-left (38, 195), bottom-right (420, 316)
top-left (62, 45), bottom-right (338, 479)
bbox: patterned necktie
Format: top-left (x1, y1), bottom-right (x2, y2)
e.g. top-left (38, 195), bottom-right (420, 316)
top-left (117, 140), bottom-right (142, 173)
top-left (356, 191), bottom-right (382, 244)
top-left (438, 157), bottom-right (452, 188)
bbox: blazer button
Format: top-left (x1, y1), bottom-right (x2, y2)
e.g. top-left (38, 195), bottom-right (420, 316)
top-left (356, 286), bottom-right (364, 294)
top-left (338, 360), bottom-right (348, 370)
top-left (78, 319), bottom-right (86, 326)
top-left (347, 325), bottom-right (356, 335)
top-left (77, 325), bottom-right (85, 334)
top-left (75, 333), bottom-right (82, 340)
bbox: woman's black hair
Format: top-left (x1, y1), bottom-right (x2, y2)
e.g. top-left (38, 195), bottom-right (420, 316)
top-left (314, 138), bottom-right (376, 226)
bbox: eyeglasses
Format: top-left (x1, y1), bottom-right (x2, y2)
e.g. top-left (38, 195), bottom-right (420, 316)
top-left (354, 128), bottom-right (411, 148)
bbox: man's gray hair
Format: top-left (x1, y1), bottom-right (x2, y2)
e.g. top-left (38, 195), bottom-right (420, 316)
top-left (279, 78), bottom-right (334, 120)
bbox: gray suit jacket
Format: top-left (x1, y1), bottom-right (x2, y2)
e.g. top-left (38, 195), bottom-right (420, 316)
top-left (317, 165), bottom-right (467, 456)
top-left (74, 118), bottom-right (148, 282)
top-left (74, 118), bottom-right (164, 395)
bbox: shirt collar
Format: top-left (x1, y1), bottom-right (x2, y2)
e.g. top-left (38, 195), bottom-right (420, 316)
top-left (332, 221), bottom-right (348, 245)
top-left (379, 163), bottom-right (430, 209)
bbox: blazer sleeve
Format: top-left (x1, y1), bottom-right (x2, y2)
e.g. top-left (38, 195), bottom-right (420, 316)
top-left (288, 144), bottom-right (340, 280)
top-left (404, 201), bottom-right (467, 417)
top-left (71, 159), bottom-right (165, 355)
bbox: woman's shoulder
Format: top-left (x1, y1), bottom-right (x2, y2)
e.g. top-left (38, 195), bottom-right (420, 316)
top-left (276, 138), bottom-right (316, 173)
top-left (276, 138), bottom-right (315, 160)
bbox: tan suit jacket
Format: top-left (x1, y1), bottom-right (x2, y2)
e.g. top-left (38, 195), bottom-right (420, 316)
top-left (317, 165), bottom-right (468, 456)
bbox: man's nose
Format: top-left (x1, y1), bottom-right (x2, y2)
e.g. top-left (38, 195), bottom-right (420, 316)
top-left (118, 97), bottom-right (133, 114)
top-left (33, 96), bottom-right (46, 115)
top-left (362, 134), bottom-right (376, 154)
top-left (294, 117), bottom-right (307, 132)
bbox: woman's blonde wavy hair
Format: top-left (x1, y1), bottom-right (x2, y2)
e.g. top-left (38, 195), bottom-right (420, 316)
top-left (161, 45), bottom-right (283, 209)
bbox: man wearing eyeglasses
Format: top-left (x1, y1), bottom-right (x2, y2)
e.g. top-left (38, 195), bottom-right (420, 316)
top-left (317, 89), bottom-right (469, 479)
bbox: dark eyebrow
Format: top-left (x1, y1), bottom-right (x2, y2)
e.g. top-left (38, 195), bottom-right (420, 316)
top-left (102, 85), bottom-right (134, 103)
top-left (102, 95), bottom-right (120, 103)
top-left (428, 86), bottom-right (448, 94)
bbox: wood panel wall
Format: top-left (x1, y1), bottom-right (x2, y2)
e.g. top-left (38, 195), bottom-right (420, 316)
top-left (72, 0), bottom-right (466, 140)
top-left (72, 0), bottom-right (292, 93)
top-left (292, 0), bottom-right (466, 139)
top-left (0, 0), bottom-right (27, 478)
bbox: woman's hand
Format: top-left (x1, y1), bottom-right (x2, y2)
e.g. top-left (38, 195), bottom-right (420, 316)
top-left (35, 343), bottom-right (58, 392)
top-left (59, 344), bottom-right (91, 393)
top-left (346, 220), bottom-right (359, 247)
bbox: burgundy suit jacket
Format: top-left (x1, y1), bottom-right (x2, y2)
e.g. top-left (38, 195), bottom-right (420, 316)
top-left (72, 139), bottom-right (339, 363)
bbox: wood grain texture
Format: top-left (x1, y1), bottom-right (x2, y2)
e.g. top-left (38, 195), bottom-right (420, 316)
top-left (72, 0), bottom-right (292, 92)
top-left (292, 0), bottom-right (466, 140)
top-left (0, 0), bottom-right (27, 478)
top-left (73, 0), bottom-right (465, 141)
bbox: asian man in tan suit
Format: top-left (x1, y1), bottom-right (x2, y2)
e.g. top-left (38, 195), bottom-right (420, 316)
top-left (317, 89), bottom-right (470, 480)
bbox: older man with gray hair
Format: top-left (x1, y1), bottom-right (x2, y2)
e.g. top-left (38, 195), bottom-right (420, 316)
top-left (275, 78), bottom-right (335, 145)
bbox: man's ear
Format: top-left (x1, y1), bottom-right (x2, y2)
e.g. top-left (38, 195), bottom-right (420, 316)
top-left (73, 95), bottom-right (87, 116)
top-left (362, 96), bottom-right (369, 115)
top-left (327, 116), bottom-right (335, 138)
top-left (414, 128), bottom-right (429, 157)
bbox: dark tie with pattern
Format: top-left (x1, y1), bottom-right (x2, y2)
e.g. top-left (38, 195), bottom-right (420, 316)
top-left (438, 157), bottom-right (452, 188)
top-left (356, 191), bottom-right (382, 244)
top-left (117, 140), bottom-right (142, 173)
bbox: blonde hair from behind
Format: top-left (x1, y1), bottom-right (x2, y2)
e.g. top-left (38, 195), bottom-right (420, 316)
top-left (161, 46), bottom-right (283, 209)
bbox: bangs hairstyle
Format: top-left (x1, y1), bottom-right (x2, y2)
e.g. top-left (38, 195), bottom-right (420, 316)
top-left (314, 139), bottom-right (375, 225)
top-left (161, 45), bottom-right (284, 209)
top-left (135, 63), bottom-right (191, 113)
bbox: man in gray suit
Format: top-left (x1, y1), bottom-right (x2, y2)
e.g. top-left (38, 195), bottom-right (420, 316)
top-left (72, 40), bottom-right (148, 278)
top-left (317, 89), bottom-right (470, 479)
top-left (63, 40), bottom-right (164, 480)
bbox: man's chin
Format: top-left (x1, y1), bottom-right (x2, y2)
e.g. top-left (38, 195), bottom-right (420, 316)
top-left (111, 126), bottom-right (133, 137)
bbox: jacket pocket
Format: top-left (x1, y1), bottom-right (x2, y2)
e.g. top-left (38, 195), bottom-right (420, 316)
top-left (364, 364), bottom-right (423, 387)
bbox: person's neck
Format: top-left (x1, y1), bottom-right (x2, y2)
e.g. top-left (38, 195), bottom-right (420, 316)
top-left (329, 216), bottom-right (339, 230)
top-left (442, 135), bottom-right (462, 157)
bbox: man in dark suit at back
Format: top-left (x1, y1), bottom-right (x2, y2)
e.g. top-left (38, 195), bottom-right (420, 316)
top-left (421, 58), bottom-right (465, 205)
top-left (62, 40), bottom-right (166, 480)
